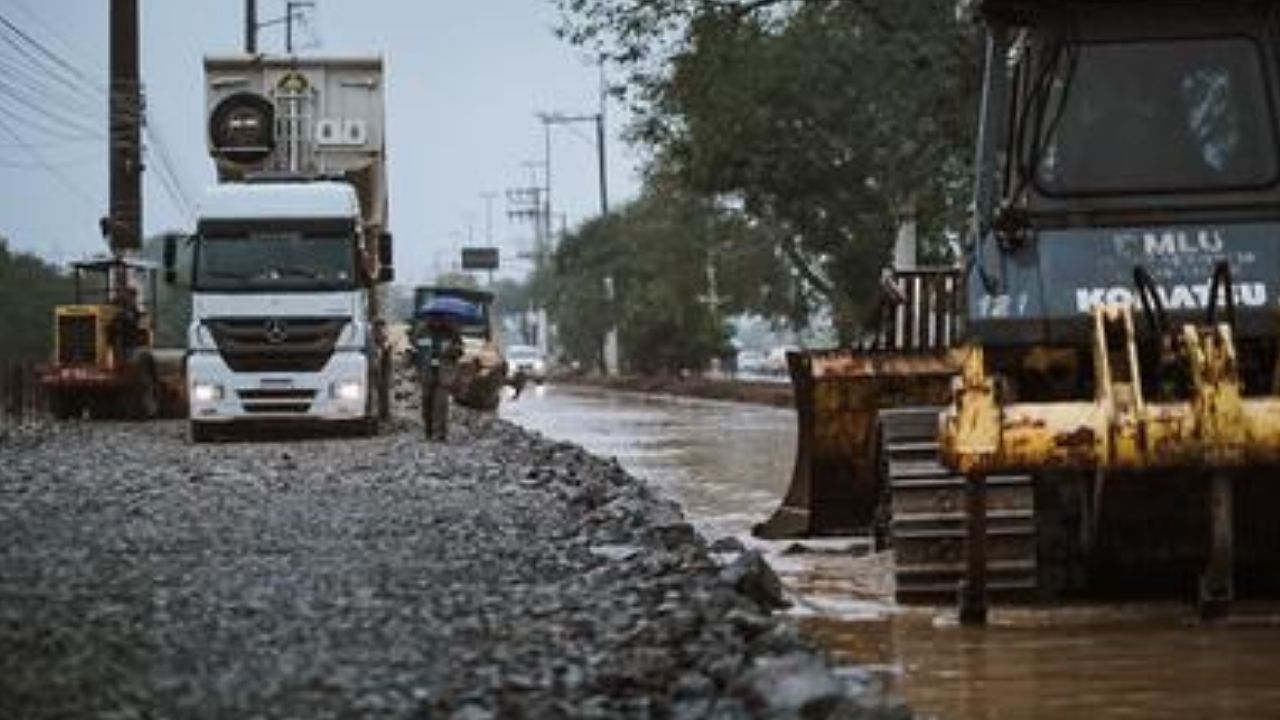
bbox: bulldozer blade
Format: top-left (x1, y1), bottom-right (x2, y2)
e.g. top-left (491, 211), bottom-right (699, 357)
top-left (754, 348), bottom-right (957, 539)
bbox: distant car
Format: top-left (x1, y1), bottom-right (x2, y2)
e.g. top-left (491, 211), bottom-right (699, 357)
top-left (763, 346), bottom-right (796, 375)
top-left (737, 349), bottom-right (769, 375)
top-left (506, 344), bottom-right (548, 384)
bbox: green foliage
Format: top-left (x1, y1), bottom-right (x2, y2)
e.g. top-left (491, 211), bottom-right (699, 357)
top-left (556, 0), bottom-right (980, 338)
top-left (0, 238), bottom-right (75, 363)
top-left (142, 232), bottom-right (192, 349)
top-left (490, 278), bottom-right (533, 316)
top-left (546, 184), bottom-right (792, 374)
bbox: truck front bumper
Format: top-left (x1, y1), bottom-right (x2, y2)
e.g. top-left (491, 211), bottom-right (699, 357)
top-left (187, 350), bottom-right (370, 423)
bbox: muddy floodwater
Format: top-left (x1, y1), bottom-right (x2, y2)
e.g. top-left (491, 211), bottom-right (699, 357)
top-left (502, 384), bottom-right (1280, 719)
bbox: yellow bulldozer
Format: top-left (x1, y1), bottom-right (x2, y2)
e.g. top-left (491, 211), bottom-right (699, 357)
top-left (39, 257), bottom-right (163, 420)
top-left (757, 0), bottom-right (1280, 622)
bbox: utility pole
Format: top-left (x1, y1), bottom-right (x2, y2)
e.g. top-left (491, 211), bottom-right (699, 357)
top-left (285, 1), bottom-right (315, 54)
top-left (541, 118), bottom-right (553, 253)
top-left (255, 1), bottom-right (314, 54)
top-left (597, 58), bottom-right (609, 214)
top-left (107, 0), bottom-right (142, 255)
top-left (481, 191), bottom-right (497, 245)
top-left (539, 111), bottom-right (608, 218)
top-left (245, 0), bottom-right (257, 53)
top-left (540, 103), bottom-right (614, 373)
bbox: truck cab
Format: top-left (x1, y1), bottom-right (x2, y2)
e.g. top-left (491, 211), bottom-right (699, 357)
top-left (181, 55), bottom-right (394, 441)
top-left (186, 182), bottom-right (389, 438)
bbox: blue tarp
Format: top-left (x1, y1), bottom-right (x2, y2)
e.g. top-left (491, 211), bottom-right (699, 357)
top-left (416, 295), bottom-right (483, 325)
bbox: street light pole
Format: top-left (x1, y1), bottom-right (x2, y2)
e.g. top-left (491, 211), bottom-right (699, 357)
top-left (540, 112), bottom-right (607, 220)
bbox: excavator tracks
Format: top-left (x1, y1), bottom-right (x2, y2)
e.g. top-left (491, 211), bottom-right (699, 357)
top-left (880, 407), bottom-right (1039, 604)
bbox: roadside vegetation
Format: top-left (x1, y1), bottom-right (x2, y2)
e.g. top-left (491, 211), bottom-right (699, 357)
top-left (534, 0), bottom-right (977, 374)
top-left (0, 238), bottom-right (73, 363)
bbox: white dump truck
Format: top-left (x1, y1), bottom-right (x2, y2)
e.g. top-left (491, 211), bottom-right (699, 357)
top-left (173, 55), bottom-right (394, 441)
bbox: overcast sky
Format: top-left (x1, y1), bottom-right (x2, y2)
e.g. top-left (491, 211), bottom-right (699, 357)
top-left (0, 0), bottom-right (642, 285)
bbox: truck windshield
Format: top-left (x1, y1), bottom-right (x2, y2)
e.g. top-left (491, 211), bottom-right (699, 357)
top-left (1032, 37), bottom-right (1277, 196)
top-left (194, 232), bottom-right (357, 292)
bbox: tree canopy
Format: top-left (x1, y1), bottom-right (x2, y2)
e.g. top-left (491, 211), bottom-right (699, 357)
top-left (556, 0), bottom-right (980, 337)
top-left (546, 181), bottom-right (794, 373)
top-left (0, 239), bottom-right (74, 363)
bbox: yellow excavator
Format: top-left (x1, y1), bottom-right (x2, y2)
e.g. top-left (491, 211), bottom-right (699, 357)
top-left (758, 0), bottom-right (1280, 622)
top-left (40, 257), bottom-right (161, 420)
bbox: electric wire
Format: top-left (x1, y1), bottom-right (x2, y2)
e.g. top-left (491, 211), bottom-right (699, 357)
top-left (0, 101), bottom-right (101, 142)
top-left (0, 9), bottom-right (195, 224)
top-left (0, 76), bottom-right (104, 138)
top-left (9, 0), bottom-right (107, 80)
top-left (0, 48), bottom-right (102, 114)
top-left (0, 111), bottom-right (97, 209)
top-left (0, 83), bottom-right (105, 140)
top-left (0, 11), bottom-right (106, 97)
top-left (145, 125), bottom-right (195, 222)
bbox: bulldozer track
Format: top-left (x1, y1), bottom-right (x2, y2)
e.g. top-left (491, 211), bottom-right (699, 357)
top-left (881, 407), bottom-right (1039, 604)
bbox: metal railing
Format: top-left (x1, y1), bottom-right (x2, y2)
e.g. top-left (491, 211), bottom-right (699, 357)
top-left (870, 267), bottom-right (963, 352)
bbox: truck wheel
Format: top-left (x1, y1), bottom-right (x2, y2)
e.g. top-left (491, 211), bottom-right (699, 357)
top-left (88, 392), bottom-right (119, 420)
top-left (49, 391), bottom-right (81, 420)
top-left (190, 422), bottom-right (217, 444)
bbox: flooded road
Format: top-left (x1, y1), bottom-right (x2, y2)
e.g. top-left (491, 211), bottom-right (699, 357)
top-left (502, 384), bottom-right (1280, 719)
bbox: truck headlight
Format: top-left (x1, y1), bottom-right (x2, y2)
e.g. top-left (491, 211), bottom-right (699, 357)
top-left (192, 382), bottom-right (224, 402)
top-left (331, 379), bottom-right (364, 401)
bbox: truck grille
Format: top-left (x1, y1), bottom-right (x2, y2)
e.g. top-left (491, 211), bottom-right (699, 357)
top-left (237, 387), bottom-right (317, 414)
top-left (57, 315), bottom-right (98, 365)
top-left (206, 317), bottom-right (346, 373)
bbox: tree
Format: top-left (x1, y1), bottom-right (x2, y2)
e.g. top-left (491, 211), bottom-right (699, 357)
top-left (556, 0), bottom-right (979, 338)
top-left (546, 182), bottom-right (792, 374)
top-left (0, 238), bottom-right (75, 363)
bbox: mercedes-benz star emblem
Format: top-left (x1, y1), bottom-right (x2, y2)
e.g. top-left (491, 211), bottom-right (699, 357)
top-left (264, 318), bottom-right (289, 344)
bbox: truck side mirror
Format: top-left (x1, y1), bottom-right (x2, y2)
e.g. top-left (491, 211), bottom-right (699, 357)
top-left (377, 231), bottom-right (394, 283)
top-left (163, 234), bottom-right (178, 284)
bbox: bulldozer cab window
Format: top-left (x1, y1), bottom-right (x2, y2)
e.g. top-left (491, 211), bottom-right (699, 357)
top-left (1029, 36), bottom-right (1277, 196)
top-left (71, 263), bottom-right (153, 315)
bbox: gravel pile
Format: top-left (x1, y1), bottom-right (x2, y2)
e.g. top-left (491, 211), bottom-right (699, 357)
top-left (0, 406), bottom-right (905, 719)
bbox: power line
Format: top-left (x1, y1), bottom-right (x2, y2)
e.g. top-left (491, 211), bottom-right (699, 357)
top-left (0, 11), bottom-right (106, 96)
top-left (0, 112), bottom-right (97, 209)
top-left (144, 125), bottom-right (195, 222)
top-left (9, 0), bottom-right (107, 79)
top-left (0, 81), bottom-right (105, 139)
top-left (0, 101), bottom-right (100, 142)
top-left (0, 7), bottom-right (194, 227)
top-left (0, 65), bottom-right (102, 128)
top-left (0, 44), bottom-right (102, 112)
top-left (0, 151), bottom-right (97, 169)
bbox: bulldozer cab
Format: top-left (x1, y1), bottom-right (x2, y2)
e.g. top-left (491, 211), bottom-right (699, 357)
top-left (759, 0), bottom-right (1280, 617)
top-left (55, 257), bottom-right (157, 370)
top-left (970, 0), bottom-right (1280, 345)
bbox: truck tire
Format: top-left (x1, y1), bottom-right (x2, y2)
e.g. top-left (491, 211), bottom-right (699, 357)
top-left (49, 391), bottom-right (81, 421)
top-left (190, 421), bottom-right (218, 444)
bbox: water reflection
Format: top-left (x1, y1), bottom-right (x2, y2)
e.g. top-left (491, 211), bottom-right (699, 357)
top-left (808, 608), bottom-right (1280, 719)
top-left (502, 385), bottom-right (1280, 719)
